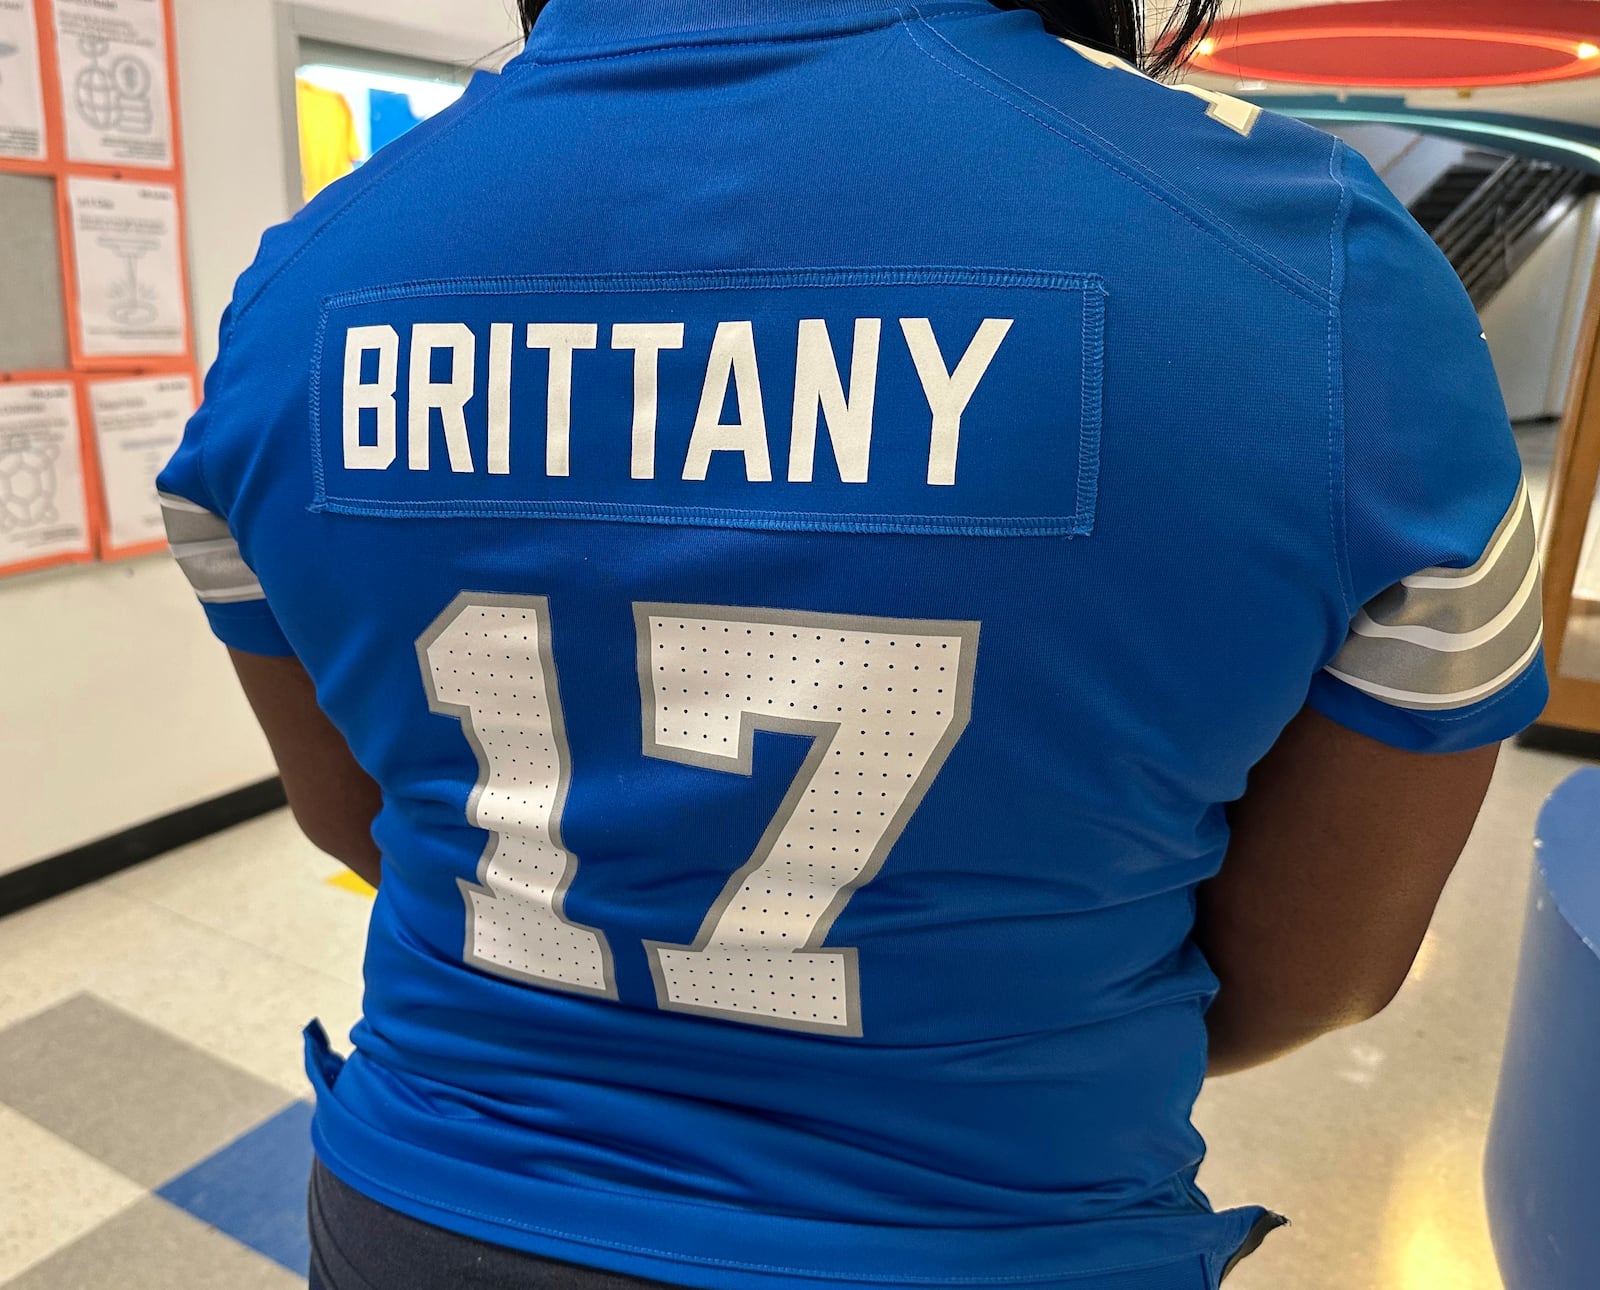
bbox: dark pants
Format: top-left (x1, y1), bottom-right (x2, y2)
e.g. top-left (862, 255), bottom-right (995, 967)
top-left (308, 1160), bottom-right (678, 1289)
top-left (309, 1158), bottom-right (1274, 1289)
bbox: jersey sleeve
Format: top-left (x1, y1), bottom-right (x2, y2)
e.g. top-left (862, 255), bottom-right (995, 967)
top-left (156, 307), bottom-right (295, 659)
top-left (1306, 143), bottom-right (1548, 753)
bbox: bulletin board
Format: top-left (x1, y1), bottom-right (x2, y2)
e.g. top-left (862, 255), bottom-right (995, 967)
top-left (0, 0), bottom-right (197, 579)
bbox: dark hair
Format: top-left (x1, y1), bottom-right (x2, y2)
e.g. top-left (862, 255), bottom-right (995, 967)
top-left (515, 1), bottom-right (1220, 79)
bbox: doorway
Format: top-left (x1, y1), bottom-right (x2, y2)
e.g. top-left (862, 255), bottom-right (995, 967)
top-left (274, 4), bottom-right (517, 211)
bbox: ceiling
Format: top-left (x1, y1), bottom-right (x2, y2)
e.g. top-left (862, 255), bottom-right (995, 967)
top-left (1175, 0), bottom-right (1600, 129)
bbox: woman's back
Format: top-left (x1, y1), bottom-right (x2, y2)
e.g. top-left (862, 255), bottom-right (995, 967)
top-left (159, 3), bottom-right (1543, 1286)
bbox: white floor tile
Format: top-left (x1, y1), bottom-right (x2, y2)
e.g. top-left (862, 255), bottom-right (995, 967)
top-left (0, 883), bottom-right (362, 1099)
top-left (0, 1106), bottom-right (143, 1283)
top-left (103, 810), bottom-right (368, 987)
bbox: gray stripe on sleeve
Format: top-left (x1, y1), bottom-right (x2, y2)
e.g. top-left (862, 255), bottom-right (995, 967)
top-left (159, 493), bottom-right (232, 547)
top-left (1360, 502), bottom-right (1536, 638)
top-left (1327, 586), bottom-right (1543, 709)
top-left (1326, 478), bottom-right (1544, 711)
top-left (161, 493), bottom-right (267, 605)
top-left (172, 539), bottom-right (266, 604)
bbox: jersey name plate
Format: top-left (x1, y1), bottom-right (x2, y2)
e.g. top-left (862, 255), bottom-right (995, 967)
top-left (312, 268), bottom-right (1104, 537)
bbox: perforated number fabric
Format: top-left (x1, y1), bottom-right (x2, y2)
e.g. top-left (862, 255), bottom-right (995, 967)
top-left (639, 608), bottom-right (977, 1034)
top-left (420, 596), bottom-right (616, 998)
top-left (420, 598), bottom-right (976, 1036)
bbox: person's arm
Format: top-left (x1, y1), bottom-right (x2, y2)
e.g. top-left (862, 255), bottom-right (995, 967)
top-left (228, 649), bottom-right (384, 889)
top-left (1196, 706), bottom-right (1498, 1076)
top-left (1192, 143), bottom-right (1550, 1077)
top-left (155, 279), bottom-right (383, 885)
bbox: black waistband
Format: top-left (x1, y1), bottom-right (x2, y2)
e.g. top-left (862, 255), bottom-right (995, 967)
top-left (309, 1158), bottom-right (681, 1290)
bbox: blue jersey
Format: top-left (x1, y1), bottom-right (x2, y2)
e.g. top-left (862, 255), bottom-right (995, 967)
top-left (159, 3), bottom-right (1547, 1287)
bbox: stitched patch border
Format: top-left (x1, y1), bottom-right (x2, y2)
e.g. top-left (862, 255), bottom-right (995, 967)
top-left (310, 266), bottom-right (1105, 538)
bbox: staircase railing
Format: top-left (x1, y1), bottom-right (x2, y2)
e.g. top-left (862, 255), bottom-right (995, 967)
top-left (1428, 157), bottom-right (1589, 307)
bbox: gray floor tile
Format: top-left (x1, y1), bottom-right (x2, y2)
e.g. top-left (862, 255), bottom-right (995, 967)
top-left (0, 880), bottom-right (361, 1098)
top-left (0, 1106), bottom-right (143, 1283)
top-left (3, 1196), bottom-right (303, 1290)
top-left (0, 996), bottom-right (291, 1188)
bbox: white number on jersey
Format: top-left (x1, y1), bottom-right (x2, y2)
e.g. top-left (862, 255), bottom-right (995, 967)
top-left (419, 597), bottom-right (980, 1035)
top-left (420, 595), bottom-right (617, 998)
top-left (638, 607), bottom-right (979, 1035)
top-left (1059, 39), bottom-right (1262, 139)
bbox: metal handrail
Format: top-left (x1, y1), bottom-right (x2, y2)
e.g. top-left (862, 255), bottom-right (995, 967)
top-left (1470, 171), bottom-right (1568, 262)
top-left (1435, 163), bottom-right (1542, 261)
top-left (1465, 174), bottom-right (1587, 305)
top-left (1454, 168), bottom-right (1587, 306)
top-left (1430, 156), bottom-right (1521, 250)
top-left (1437, 162), bottom-right (1569, 259)
top-left (1456, 173), bottom-right (1570, 279)
top-left (1411, 153), bottom-right (1589, 307)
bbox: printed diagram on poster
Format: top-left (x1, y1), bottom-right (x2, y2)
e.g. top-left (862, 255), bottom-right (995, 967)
top-left (68, 177), bottom-right (186, 357)
top-left (0, 382), bottom-right (90, 567)
top-left (89, 374), bottom-right (192, 550)
top-left (0, 0), bottom-right (195, 581)
top-left (52, 0), bottom-right (172, 168)
top-left (0, 0), bottom-right (47, 160)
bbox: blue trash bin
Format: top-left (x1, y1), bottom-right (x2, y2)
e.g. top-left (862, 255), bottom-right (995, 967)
top-left (1485, 766), bottom-right (1600, 1290)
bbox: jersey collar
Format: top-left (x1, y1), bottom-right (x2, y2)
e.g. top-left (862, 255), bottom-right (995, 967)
top-left (524, 0), bottom-right (918, 58)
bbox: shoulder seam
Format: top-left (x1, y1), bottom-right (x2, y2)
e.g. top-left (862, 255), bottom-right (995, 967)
top-left (1328, 139), bottom-right (1357, 618)
top-left (897, 10), bottom-right (1335, 308)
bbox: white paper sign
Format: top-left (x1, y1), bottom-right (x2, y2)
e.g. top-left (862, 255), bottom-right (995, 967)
top-left (68, 177), bottom-right (186, 357)
top-left (0, 0), bottom-right (47, 160)
top-left (89, 374), bottom-right (192, 549)
top-left (0, 382), bottom-right (90, 568)
top-left (52, 0), bottom-right (171, 167)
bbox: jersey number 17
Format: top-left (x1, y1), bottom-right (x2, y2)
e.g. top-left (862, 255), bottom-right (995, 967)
top-left (418, 596), bottom-right (980, 1038)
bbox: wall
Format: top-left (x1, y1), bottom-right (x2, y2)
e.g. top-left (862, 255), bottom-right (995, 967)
top-left (1483, 195), bottom-right (1600, 425)
top-left (0, 0), bottom-right (521, 876)
top-left (181, 0), bottom-right (522, 369)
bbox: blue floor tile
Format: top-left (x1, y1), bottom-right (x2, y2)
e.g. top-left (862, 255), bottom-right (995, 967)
top-left (157, 1101), bottom-right (314, 1276)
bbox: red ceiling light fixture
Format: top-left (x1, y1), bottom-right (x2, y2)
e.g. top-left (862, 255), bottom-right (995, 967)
top-left (1187, 0), bottom-right (1600, 89)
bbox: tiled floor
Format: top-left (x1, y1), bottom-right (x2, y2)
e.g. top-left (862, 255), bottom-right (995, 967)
top-left (0, 736), bottom-right (1586, 1290)
top-left (0, 823), bottom-right (365, 1288)
top-left (0, 993), bottom-right (313, 1287)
